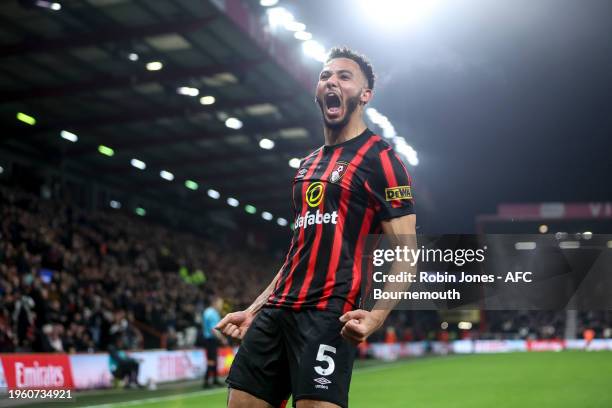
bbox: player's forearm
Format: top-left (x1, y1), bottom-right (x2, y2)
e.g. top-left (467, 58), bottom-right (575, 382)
top-left (371, 233), bottom-right (417, 324)
top-left (370, 259), bottom-right (415, 324)
top-left (245, 271), bottom-right (281, 315)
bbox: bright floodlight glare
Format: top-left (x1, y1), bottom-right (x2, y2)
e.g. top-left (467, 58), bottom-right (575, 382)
top-left (146, 61), bottom-right (163, 71)
top-left (515, 242), bottom-right (536, 250)
top-left (261, 211), bottom-right (273, 221)
top-left (35, 1), bottom-right (61, 10)
top-left (366, 107), bottom-right (418, 166)
top-left (259, 138), bottom-right (275, 150)
top-left (17, 112), bottom-right (36, 126)
top-left (225, 117), bottom-right (243, 129)
top-left (539, 224), bottom-right (548, 234)
top-left (227, 197), bottom-right (239, 207)
top-left (294, 31), bottom-right (312, 41)
top-left (285, 21), bottom-right (306, 32)
top-left (185, 180), bottom-right (199, 190)
top-left (260, 0), bottom-right (278, 6)
top-left (288, 158), bottom-right (301, 169)
top-left (109, 200), bottom-right (121, 209)
top-left (277, 217), bottom-right (288, 227)
top-left (559, 241), bottom-right (580, 249)
top-left (130, 158), bottom-right (146, 170)
top-left (207, 189), bottom-right (220, 199)
top-left (177, 86), bottom-right (199, 96)
top-left (200, 95), bottom-right (216, 105)
top-left (128, 53), bottom-right (139, 61)
top-left (135, 207), bottom-right (146, 216)
top-left (98, 145), bottom-right (114, 157)
top-left (302, 40), bottom-right (326, 62)
top-left (458, 321), bottom-right (473, 330)
top-left (60, 130), bottom-right (78, 142)
top-left (267, 7), bottom-right (294, 30)
top-left (359, 0), bottom-right (440, 29)
top-left (394, 138), bottom-right (419, 166)
top-left (160, 170), bottom-right (174, 181)
top-left (245, 205), bottom-right (257, 214)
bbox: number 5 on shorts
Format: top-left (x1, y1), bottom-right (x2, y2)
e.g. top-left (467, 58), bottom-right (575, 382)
top-left (314, 344), bottom-right (337, 376)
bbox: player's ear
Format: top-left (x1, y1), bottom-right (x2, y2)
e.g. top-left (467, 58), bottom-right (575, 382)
top-left (360, 88), bottom-right (372, 106)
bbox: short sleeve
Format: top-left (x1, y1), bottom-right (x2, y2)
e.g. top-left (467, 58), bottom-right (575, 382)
top-left (367, 147), bottom-right (415, 220)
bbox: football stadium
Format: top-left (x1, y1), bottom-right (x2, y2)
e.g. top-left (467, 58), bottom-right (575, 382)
top-left (1, 0), bottom-right (611, 407)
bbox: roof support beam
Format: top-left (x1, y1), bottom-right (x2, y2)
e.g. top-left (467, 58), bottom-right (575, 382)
top-left (0, 15), bottom-right (219, 58)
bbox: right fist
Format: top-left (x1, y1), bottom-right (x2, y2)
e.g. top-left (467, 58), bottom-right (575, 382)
top-left (215, 311), bottom-right (255, 340)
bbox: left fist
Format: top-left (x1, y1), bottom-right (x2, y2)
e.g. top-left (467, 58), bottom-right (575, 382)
top-left (339, 309), bottom-right (383, 345)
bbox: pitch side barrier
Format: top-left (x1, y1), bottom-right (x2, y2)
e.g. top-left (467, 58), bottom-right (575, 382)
top-left (0, 347), bottom-right (236, 392)
top-left (363, 339), bottom-right (612, 361)
top-left (362, 234), bottom-right (612, 311)
top-left (2, 340), bottom-right (609, 392)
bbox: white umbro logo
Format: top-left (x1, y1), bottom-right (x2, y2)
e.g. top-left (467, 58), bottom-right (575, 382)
top-left (314, 377), bottom-right (331, 385)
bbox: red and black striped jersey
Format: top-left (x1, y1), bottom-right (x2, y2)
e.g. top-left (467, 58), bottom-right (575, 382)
top-left (267, 128), bottom-right (415, 314)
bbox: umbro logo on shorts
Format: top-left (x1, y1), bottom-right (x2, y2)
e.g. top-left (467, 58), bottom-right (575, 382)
top-left (314, 377), bottom-right (331, 389)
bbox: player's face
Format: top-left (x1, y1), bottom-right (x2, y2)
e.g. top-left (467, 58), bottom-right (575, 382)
top-left (316, 58), bottom-right (369, 129)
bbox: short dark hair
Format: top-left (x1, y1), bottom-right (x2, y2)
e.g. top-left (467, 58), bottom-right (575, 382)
top-left (326, 46), bottom-right (375, 90)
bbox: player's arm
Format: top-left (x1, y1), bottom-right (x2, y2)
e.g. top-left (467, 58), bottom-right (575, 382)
top-left (215, 270), bottom-right (281, 340)
top-left (340, 213), bottom-right (416, 345)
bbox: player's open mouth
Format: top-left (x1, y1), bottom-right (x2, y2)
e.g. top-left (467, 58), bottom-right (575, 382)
top-left (324, 92), bottom-right (342, 117)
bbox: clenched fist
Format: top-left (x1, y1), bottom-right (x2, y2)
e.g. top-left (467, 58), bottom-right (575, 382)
top-left (339, 309), bottom-right (384, 345)
top-left (215, 310), bottom-right (255, 340)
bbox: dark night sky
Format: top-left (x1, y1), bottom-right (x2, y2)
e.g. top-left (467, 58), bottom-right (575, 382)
top-left (283, 0), bottom-right (612, 232)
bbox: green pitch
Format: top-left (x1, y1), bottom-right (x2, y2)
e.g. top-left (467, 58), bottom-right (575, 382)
top-left (25, 351), bottom-right (612, 407)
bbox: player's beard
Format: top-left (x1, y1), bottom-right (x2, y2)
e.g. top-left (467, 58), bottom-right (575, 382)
top-left (317, 93), bottom-right (361, 130)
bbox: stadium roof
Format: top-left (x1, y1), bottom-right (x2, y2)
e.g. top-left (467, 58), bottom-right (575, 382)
top-left (0, 0), bottom-right (325, 230)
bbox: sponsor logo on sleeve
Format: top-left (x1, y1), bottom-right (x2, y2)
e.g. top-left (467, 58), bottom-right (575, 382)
top-left (385, 186), bottom-right (412, 201)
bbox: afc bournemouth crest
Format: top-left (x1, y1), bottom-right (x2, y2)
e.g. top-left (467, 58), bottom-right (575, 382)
top-left (295, 167), bottom-right (308, 179)
top-left (329, 161), bottom-right (349, 184)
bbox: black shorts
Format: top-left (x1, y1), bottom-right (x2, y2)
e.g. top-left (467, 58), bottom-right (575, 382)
top-left (203, 337), bottom-right (219, 364)
top-left (226, 307), bottom-right (356, 408)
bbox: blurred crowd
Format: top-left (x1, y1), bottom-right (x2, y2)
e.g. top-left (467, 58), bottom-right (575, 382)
top-left (374, 310), bottom-right (612, 344)
top-left (0, 185), bottom-right (276, 353)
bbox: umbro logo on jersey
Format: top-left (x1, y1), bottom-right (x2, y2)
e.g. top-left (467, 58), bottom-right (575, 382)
top-left (328, 161), bottom-right (349, 184)
top-left (295, 167), bottom-right (308, 179)
top-left (385, 186), bottom-right (412, 201)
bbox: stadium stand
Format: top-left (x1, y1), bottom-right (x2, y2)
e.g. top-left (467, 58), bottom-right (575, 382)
top-left (0, 183), bottom-right (277, 353)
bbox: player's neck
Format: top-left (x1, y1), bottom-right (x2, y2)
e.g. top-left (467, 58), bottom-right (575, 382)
top-left (323, 116), bottom-right (367, 146)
